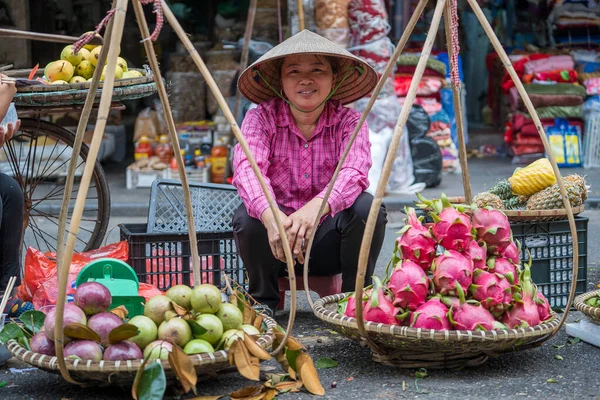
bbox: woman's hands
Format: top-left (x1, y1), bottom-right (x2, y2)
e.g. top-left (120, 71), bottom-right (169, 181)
top-left (261, 198), bottom-right (330, 264)
top-left (0, 120), bottom-right (20, 148)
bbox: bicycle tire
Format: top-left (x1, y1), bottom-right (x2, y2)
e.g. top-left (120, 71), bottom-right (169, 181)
top-left (1, 118), bottom-right (111, 254)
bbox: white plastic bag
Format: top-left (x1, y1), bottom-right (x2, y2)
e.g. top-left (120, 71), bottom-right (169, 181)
top-left (367, 127), bottom-right (392, 195)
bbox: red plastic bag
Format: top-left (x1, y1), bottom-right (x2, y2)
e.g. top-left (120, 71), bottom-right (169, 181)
top-left (16, 241), bottom-right (129, 303)
top-left (144, 248), bottom-right (225, 289)
top-left (139, 283), bottom-right (163, 301)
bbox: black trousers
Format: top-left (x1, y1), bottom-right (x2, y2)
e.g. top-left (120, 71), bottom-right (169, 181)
top-left (0, 173), bottom-right (23, 292)
top-left (233, 192), bottom-right (387, 310)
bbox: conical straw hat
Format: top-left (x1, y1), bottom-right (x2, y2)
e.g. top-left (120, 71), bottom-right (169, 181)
top-left (237, 30), bottom-right (378, 105)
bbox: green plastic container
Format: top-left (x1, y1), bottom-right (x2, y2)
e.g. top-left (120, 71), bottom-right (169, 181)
top-left (76, 258), bottom-right (145, 317)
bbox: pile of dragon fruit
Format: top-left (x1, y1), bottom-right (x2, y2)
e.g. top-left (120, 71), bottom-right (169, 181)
top-left (338, 195), bottom-right (553, 331)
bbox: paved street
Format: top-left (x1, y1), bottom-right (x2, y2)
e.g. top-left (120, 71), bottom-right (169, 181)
top-left (2, 210), bottom-right (599, 399)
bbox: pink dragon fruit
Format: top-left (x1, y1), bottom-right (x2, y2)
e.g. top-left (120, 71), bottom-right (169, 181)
top-left (362, 277), bottom-right (401, 325)
top-left (410, 297), bottom-right (451, 330)
top-left (536, 292), bottom-right (552, 322)
top-left (338, 293), bottom-right (358, 318)
top-left (388, 260), bottom-right (429, 311)
top-left (502, 260), bottom-right (543, 328)
top-left (431, 250), bottom-right (473, 295)
top-left (417, 194), bottom-right (473, 251)
top-left (501, 240), bottom-right (522, 265)
top-left (443, 285), bottom-right (507, 331)
top-left (487, 257), bottom-right (520, 285)
top-left (464, 240), bottom-right (487, 270)
top-left (469, 268), bottom-right (513, 314)
top-left (396, 207), bottom-right (437, 272)
top-left (471, 207), bottom-right (512, 254)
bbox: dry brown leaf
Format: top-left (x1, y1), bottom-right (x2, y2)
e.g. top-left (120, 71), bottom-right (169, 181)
top-left (109, 305), bottom-right (129, 319)
top-left (243, 332), bottom-right (271, 361)
top-left (228, 342), bottom-right (236, 366)
top-left (172, 302), bottom-right (189, 316)
top-left (275, 380), bottom-right (304, 392)
top-left (168, 344), bottom-right (198, 394)
top-left (108, 324), bottom-right (140, 345)
top-left (273, 331), bottom-right (304, 351)
top-left (243, 305), bottom-right (257, 325)
top-left (131, 353), bottom-right (151, 399)
top-left (273, 349), bottom-right (291, 375)
top-left (188, 397), bottom-right (223, 400)
top-left (233, 339), bottom-right (260, 380)
top-left (253, 314), bottom-right (263, 331)
top-left (296, 351), bottom-right (325, 396)
top-left (229, 384), bottom-right (263, 399)
top-left (230, 290), bottom-right (239, 307)
top-left (263, 388), bottom-right (278, 400)
top-left (64, 323), bottom-right (101, 342)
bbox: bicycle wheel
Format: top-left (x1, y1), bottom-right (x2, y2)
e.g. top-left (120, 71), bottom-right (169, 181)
top-left (0, 118), bottom-right (111, 254)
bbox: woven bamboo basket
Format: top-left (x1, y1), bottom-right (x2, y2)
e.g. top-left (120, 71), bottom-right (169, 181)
top-left (445, 197), bottom-right (585, 222)
top-left (574, 290), bottom-right (600, 323)
top-left (7, 68), bottom-right (158, 106)
top-left (299, 0), bottom-right (580, 370)
top-left (5, 314), bottom-right (277, 386)
top-left (313, 294), bottom-right (559, 369)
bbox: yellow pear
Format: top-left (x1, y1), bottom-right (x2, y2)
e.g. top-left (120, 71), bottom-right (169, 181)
top-left (69, 76), bottom-right (86, 84)
top-left (82, 31), bottom-right (103, 51)
top-left (75, 60), bottom-right (95, 80)
top-left (60, 45), bottom-right (83, 66)
top-left (45, 60), bottom-right (74, 82)
top-left (116, 57), bottom-right (128, 72)
top-left (51, 80), bottom-right (68, 85)
top-left (79, 48), bottom-right (91, 62)
top-left (101, 64), bottom-right (123, 81)
top-left (90, 46), bottom-right (102, 67)
top-left (122, 70), bottom-right (143, 78)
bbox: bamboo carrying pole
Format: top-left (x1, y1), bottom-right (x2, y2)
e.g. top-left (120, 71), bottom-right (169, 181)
top-left (232, 0), bottom-right (258, 122)
top-left (56, 0), bottom-right (117, 280)
top-left (54, 0), bottom-right (129, 384)
top-left (131, 0), bottom-right (201, 284)
top-left (442, 3), bottom-right (472, 203)
top-left (465, 0), bottom-right (578, 335)
top-left (302, 0), bottom-right (430, 310)
top-left (353, 0), bottom-right (448, 339)
top-left (297, 0), bottom-right (305, 31)
top-left (0, 28), bottom-right (103, 45)
top-left (161, 0), bottom-right (298, 356)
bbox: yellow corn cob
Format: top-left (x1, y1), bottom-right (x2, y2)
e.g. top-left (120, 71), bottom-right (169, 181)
top-left (507, 158), bottom-right (556, 196)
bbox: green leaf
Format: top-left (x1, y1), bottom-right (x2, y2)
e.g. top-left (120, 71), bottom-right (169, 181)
top-left (187, 320), bottom-right (208, 337)
top-left (327, 330), bottom-right (339, 335)
top-left (0, 323), bottom-right (24, 344)
top-left (0, 381), bottom-right (6, 388)
top-left (555, 355), bottom-right (564, 360)
top-left (415, 368), bottom-right (428, 379)
top-left (552, 344), bottom-right (565, 349)
top-left (18, 311), bottom-right (45, 335)
top-left (547, 378), bottom-right (557, 383)
top-left (315, 357), bottom-right (338, 369)
top-left (136, 361), bottom-right (166, 400)
top-left (285, 348), bottom-right (301, 373)
top-left (568, 337), bottom-right (581, 345)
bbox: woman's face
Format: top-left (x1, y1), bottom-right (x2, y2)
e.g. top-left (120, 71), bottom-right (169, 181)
top-left (280, 54), bottom-right (335, 111)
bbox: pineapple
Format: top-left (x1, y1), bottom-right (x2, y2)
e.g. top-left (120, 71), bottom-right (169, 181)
top-left (508, 158), bottom-right (556, 196)
top-left (526, 179), bottom-right (584, 210)
top-left (503, 196), bottom-right (526, 210)
top-left (564, 174), bottom-right (587, 202)
top-left (488, 158), bottom-right (556, 198)
top-left (474, 192), bottom-right (504, 209)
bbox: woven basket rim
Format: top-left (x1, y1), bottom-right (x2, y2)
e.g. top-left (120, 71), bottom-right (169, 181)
top-left (6, 314), bottom-right (277, 375)
top-left (574, 289), bottom-right (600, 320)
top-left (314, 293), bottom-right (560, 343)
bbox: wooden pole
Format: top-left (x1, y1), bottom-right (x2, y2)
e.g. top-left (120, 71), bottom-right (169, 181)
top-left (302, 0), bottom-right (430, 310)
top-left (443, 3), bottom-right (472, 203)
top-left (353, 0), bottom-right (447, 338)
top-left (297, 0), bottom-right (305, 31)
top-left (161, 0), bottom-right (297, 356)
top-left (0, 28), bottom-right (103, 45)
top-left (56, 0), bottom-right (117, 280)
top-left (465, 0), bottom-right (578, 336)
top-left (232, 0), bottom-right (258, 123)
top-left (53, 0), bottom-right (129, 384)
top-left (131, 0), bottom-right (201, 285)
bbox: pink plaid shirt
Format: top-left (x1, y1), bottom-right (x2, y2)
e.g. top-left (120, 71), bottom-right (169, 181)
top-left (232, 98), bottom-right (371, 220)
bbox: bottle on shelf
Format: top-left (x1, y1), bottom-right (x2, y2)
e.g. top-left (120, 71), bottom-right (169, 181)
top-left (134, 135), bottom-right (153, 161)
top-left (210, 138), bottom-right (228, 184)
top-left (171, 149), bottom-right (185, 171)
top-left (154, 135), bottom-right (173, 164)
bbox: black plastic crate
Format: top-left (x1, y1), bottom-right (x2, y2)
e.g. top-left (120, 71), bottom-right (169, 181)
top-left (119, 223), bottom-right (245, 292)
top-left (511, 217), bottom-right (588, 310)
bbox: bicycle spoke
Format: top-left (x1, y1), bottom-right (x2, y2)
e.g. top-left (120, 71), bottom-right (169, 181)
top-left (26, 216), bottom-right (55, 252)
top-left (31, 210), bottom-right (97, 238)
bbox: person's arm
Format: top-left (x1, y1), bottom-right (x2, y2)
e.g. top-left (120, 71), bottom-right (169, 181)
top-left (232, 108), bottom-right (291, 262)
top-left (315, 110), bottom-right (371, 216)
